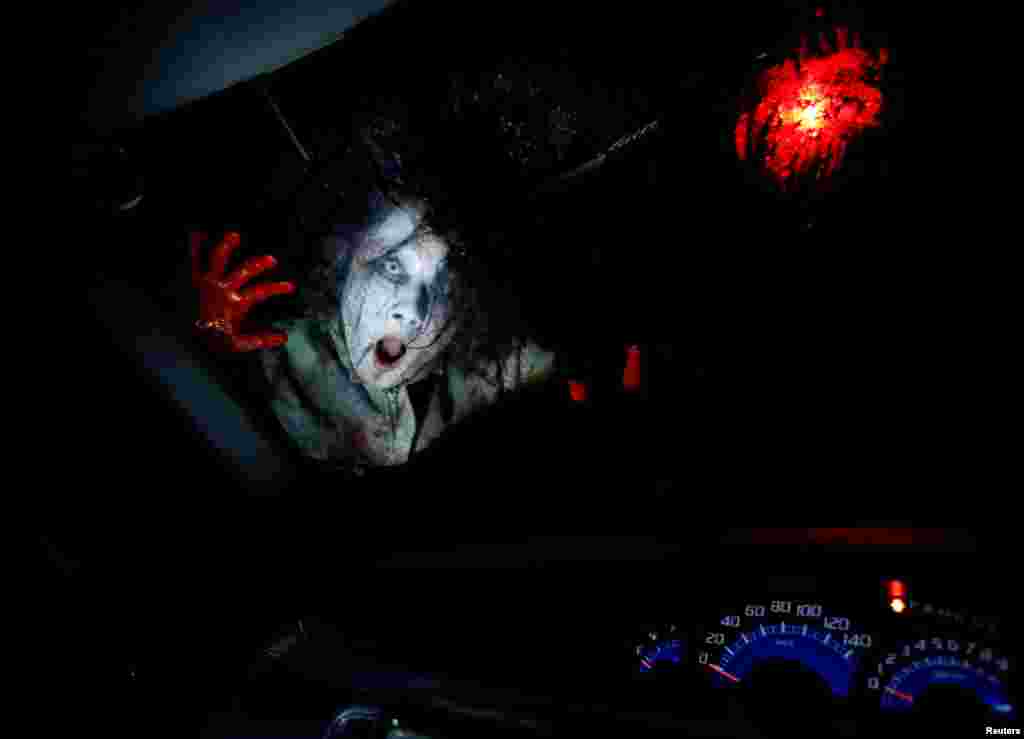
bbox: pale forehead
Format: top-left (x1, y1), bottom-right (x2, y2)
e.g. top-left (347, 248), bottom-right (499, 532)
top-left (358, 200), bottom-right (448, 269)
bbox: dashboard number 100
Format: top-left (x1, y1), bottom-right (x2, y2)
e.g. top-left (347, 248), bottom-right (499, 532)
top-left (699, 599), bottom-right (874, 697)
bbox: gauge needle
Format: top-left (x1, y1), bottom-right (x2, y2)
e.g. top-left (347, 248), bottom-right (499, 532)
top-left (885, 687), bottom-right (914, 704)
top-left (707, 663), bottom-right (741, 683)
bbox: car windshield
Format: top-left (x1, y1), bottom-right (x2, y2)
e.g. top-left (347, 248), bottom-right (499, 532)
top-left (60, 3), bottom-right (955, 736)
top-left (76, 0), bottom-right (728, 500)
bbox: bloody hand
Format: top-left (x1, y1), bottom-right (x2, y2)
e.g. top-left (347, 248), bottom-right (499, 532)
top-left (735, 23), bottom-right (887, 192)
top-left (190, 230), bottom-right (295, 352)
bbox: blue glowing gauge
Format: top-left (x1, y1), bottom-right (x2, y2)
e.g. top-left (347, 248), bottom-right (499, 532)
top-left (868, 636), bottom-right (1016, 721)
top-left (708, 623), bottom-right (857, 695)
top-left (635, 625), bottom-right (686, 673)
top-left (697, 599), bottom-right (873, 697)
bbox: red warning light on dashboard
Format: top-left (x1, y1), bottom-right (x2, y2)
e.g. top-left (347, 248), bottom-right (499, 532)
top-left (887, 580), bottom-right (908, 614)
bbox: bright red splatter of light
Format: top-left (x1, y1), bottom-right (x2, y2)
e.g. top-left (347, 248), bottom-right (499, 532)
top-left (735, 28), bottom-right (888, 191)
top-left (568, 380), bottom-right (587, 402)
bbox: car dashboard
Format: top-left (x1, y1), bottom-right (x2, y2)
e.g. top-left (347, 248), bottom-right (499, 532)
top-left (189, 550), bottom-right (1018, 738)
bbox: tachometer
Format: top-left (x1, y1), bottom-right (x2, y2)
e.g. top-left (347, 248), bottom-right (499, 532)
top-left (867, 633), bottom-right (1015, 722)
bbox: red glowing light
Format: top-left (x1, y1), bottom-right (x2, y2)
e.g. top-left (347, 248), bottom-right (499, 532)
top-left (735, 27), bottom-right (888, 191)
top-left (810, 528), bottom-right (920, 546)
top-left (568, 380), bottom-right (587, 402)
top-left (887, 579), bottom-right (908, 613)
top-left (623, 345), bottom-right (641, 392)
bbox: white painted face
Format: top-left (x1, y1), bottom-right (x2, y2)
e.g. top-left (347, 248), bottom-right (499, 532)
top-left (337, 197), bottom-right (456, 389)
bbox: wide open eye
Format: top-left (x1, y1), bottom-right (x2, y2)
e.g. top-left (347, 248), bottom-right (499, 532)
top-left (374, 255), bottom-right (408, 283)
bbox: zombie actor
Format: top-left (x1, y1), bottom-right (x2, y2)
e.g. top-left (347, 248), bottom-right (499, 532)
top-left (192, 182), bottom-right (555, 472)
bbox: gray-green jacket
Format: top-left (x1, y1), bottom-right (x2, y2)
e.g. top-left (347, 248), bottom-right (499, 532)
top-left (261, 318), bottom-right (556, 470)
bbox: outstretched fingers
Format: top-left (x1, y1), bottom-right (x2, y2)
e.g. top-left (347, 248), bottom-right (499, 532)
top-left (209, 231), bottom-right (242, 280)
top-left (225, 255), bottom-right (278, 290)
top-left (241, 281), bottom-right (296, 308)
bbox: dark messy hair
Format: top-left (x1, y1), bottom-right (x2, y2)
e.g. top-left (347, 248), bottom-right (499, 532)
top-left (278, 50), bottom-right (660, 378)
top-left (285, 97), bottom-right (547, 380)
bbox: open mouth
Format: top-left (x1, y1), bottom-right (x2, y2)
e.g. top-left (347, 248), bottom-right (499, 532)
top-left (374, 337), bottom-right (407, 369)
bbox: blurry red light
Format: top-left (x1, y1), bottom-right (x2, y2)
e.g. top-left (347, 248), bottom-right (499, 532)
top-left (623, 345), bottom-right (641, 392)
top-left (735, 27), bottom-right (888, 192)
top-left (888, 579), bottom-right (906, 598)
top-left (569, 380), bottom-right (587, 402)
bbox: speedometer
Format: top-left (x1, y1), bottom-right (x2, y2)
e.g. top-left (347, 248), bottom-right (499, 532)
top-left (697, 597), bottom-right (875, 699)
top-left (624, 577), bottom-right (1019, 734)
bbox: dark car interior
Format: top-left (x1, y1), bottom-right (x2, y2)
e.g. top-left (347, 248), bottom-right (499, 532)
top-left (60, 2), bottom-right (1018, 738)
top-left (48, 533), bottom-right (1017, 738)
